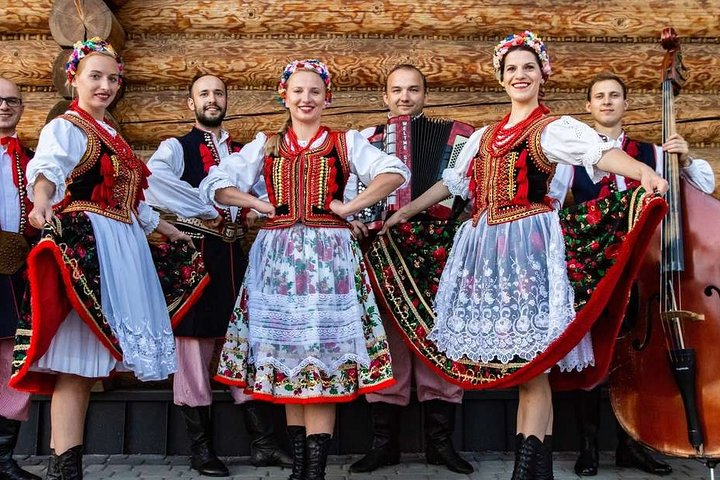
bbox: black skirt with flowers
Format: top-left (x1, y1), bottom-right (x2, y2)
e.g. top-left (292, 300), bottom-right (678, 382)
top-left (166, 234), bottom-right (246, 338)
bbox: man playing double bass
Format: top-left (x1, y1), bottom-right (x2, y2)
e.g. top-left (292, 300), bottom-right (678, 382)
top-left (550, 71), bottom-right (715, 477)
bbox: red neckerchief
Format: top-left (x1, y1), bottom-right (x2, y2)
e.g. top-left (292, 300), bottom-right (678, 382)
top-left (1, 135), bottom-right (35, 237)
top-left (1, 136), bottom-right (28, 189)
top-left (284, 126), bottom-right (329, 155)
top-left (198, 129), bottom-right (241, 173)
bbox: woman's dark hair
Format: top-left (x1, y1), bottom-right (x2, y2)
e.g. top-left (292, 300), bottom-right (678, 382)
top-left (499, 45), bottom-right (544, 82)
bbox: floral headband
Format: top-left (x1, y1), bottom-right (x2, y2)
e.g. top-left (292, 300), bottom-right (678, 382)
top-left (66, 37), bottom-right (124, 84)
top-left (277, 59), bottom-right (332, 106)
top-left (493, 31), bottom-right (551, 83)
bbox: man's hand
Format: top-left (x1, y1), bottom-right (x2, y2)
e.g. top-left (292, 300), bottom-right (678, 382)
top-left (245, 209), bottom-right (259, 228)
top-left (662, 133), bottom-right (691, 167)
top-left (155, 219), bottom-right (194, 245)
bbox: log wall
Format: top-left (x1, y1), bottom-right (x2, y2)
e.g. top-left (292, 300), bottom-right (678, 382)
top-left (1, 0), bottom-right (718, 195)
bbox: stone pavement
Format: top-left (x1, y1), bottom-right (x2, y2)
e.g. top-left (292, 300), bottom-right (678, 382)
top-left (16, 452), bottom-right (714, 479)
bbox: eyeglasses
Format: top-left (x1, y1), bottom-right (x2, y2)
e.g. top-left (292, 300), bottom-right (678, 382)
top-left (0, 97), bottom-right (22, 108)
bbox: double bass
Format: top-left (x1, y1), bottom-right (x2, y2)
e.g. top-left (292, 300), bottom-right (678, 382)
top-left (609, 28), bottom-right (720, 473)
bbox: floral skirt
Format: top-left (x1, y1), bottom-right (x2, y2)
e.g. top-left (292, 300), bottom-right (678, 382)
top-left (215, 224), bottom-right (394, 403)
top-left (367, 189), bottom-right (667, 390)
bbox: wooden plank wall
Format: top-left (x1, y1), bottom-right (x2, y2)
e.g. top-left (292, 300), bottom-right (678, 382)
top-left (1, 0), bottom-right (718, 196)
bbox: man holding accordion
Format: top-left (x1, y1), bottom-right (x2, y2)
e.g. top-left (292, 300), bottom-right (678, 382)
top-left (347, 65), bottom-right (475, 475)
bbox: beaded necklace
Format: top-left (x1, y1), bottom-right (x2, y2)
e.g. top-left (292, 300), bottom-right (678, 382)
top-left (490, 104), bottom-right (549, 157)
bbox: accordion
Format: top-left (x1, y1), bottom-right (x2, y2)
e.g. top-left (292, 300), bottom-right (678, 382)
top-left (357, 114), bottom-right (475, 230)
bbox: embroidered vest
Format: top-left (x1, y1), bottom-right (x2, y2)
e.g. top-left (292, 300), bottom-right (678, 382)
top-left (177, 127), bottom-right (243, 188)
top-left (263, 131), bottom-right (351, 229)
top-left (571, 136), bottom-right (656, 203)
top-left (57, 113), bottom-right (150, 223)
top-left (471, 116), bottom-right (558, 225)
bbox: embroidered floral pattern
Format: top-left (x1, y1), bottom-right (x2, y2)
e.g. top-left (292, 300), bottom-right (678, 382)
top-left (368, 189), bottom-right (662, 388)
top-left (57, 102), bottom-right (150, 224)
top-left (215, 228), bottom-right (393, 402)
top-left (149, 240), bottom-right (208, 322)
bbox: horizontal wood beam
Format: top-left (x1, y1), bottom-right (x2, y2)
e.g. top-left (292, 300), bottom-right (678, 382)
top-left (3, 37), bottom-right (719, 93)
top-left (115, 0), bottom-right (720, 39)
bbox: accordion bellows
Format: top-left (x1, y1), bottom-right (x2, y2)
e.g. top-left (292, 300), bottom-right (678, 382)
top-left (358, 115), bottom-right (475, 228)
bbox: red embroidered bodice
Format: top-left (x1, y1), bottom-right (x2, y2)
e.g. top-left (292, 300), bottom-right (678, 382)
top-left (470, 115), bottom-right (558, 225)
top-left (262, 130), bottom-right (351, 229)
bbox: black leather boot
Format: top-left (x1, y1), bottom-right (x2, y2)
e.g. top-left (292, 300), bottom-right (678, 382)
top-left (180, 406), bottom-right (229, 477)
top-left (45, 451), bottom-right (60, 480)
top-left (55, 445), bottom-right (83, 480)
top-left (511, 435), bottom-right (542, 480)
top-left (616, 427), bottom-right (672, 475)
top-left (535, 435), bottom-right (554, 480)
top-left (574, 388), bottom-right (600, 476)
top-left (286, 426), bottom-right (305, 480)
top-left (423, 400), bottom-right (473, 474)
top-left (348, 402), bottom-right (401, 473)
top-left (0, 416), bottom-right (40, 480)
top-left (240, 401), bottom-right (292, 468)
top-left (513, 433), bottom-right (523, 465)
top-left (305, 433), bottom-right (332, 480)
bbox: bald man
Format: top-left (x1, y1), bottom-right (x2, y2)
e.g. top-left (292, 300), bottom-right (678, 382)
top-left (0, 77), bottom-right (41, 480)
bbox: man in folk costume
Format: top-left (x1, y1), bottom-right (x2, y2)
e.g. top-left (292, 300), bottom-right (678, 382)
top-left (145, 73), bottom-right (291, 477)
top-left (550, 72), bottom-right (715, 477)
top-left (348, 65), bottom-right (474, 475)
top-left (0, 78), bottom-right (40, 480)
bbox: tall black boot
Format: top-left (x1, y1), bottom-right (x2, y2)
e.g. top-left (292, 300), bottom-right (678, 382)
top-left (574, 388), bottom-right (600, 476)
top-left (45, 450), bottom-right (60, 480)
top-left (511, 435), bottom-right (542, 480)
top-left (180, 406), bottom-right (229, 477)
top-left (286, 426), bottom-right (305, 480)
top-left (616, 425), bottom-right (672, 475)
top-left (0, 416), bottom-right (40, 480)
top-left (535, 435), bottom-right (554, 480)
top-left (240, 401), bottom-right (292, 468)
top-left (423, 400), bottom-right (473, 474)
top-left (305, 433), bottom-right (332, 480)
top-left (55, 445), bottom-right (83, 480)
top-left (348, 402), bottom-right (401, 473)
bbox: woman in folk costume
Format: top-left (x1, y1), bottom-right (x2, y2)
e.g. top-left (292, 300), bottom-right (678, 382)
top-left (200, 59), bottom-right (409, 480)
top-left (10, 38), bottom-right (198, 479)
top-left (382, 32), bottom-right (669, 479)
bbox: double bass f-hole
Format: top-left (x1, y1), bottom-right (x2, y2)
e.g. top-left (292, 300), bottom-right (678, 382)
top-left (629, 291), bottom-right (658, 351)
top-left (705, 285), bottom-right (720, 304)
